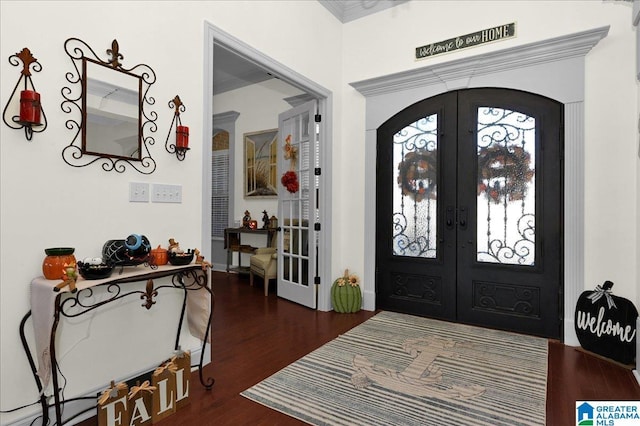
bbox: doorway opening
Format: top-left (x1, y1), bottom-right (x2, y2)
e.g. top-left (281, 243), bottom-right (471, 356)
top-left (203, 22), bottom-right (335, 310)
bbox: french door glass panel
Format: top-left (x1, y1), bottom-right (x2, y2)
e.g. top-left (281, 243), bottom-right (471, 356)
top-left (476, 107), bottom-right (536, 266)
top-left (282, 113), bottom-right (310, 286)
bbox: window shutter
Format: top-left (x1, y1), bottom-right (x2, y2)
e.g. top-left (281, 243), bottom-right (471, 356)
top-left (211, 131), bottom-right (230, 238)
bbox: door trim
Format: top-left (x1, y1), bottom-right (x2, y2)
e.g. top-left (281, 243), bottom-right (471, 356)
top-left (203, 21), bottom-right (335, 311)
top-left (352, 26), bottom-right (609, 344)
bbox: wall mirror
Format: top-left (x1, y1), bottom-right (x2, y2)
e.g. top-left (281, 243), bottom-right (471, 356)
top-left (84, 59), bottom-right (140, 158)
top-left (62, 38), bottom-right (157, 174)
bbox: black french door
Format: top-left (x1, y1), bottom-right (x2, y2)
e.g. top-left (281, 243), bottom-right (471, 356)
top-left (375, 88), bottom-right (563, 339)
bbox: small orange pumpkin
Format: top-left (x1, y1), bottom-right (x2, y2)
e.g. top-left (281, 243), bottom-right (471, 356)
top-left (42, 248), bottom-right (76, 280)
top-left (150, 245), bottom-right (168, 266)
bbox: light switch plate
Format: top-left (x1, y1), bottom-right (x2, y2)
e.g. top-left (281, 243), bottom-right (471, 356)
top-left (129, 182), bottom-right (149, 202)
top-left (151, 184), bottom-right (182, 203)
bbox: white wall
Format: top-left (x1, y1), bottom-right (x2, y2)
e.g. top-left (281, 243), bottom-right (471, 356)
top-left (0, 1), bottom-right (341, 424)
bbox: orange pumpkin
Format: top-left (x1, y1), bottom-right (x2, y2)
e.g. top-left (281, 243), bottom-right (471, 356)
top-left (42, 248), bottom-right (76, 280)
top-left (150, 245), bottom-right (168, 266)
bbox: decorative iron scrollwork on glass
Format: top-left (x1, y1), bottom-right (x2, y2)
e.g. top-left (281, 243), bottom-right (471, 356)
top-left (61, 38), bottom-right (157, 174)
top-left (476, 107), bottom-right (536, 266)
top-left (393, 114), bottom-right (438, 259)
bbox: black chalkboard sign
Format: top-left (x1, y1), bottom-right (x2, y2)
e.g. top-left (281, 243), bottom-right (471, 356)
top-left (575, 281), bottom-right (638, 365)
top-left (415, 23), bottom-right (516, 60)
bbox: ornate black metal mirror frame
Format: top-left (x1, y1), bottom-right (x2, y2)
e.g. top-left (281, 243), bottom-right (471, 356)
top-left (61, 38), bottom-right (157, 174)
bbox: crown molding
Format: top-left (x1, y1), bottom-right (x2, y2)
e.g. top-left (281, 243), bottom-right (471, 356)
top-left (350, 26), bottom-right (610, 97)
top-left (318, 0), bottom-right (408, 23)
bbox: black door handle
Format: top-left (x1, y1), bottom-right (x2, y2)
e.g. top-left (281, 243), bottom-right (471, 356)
top-left (446, 206), bottom-right (455, 229)
top-left (459, 206), bottom-right (468, 230)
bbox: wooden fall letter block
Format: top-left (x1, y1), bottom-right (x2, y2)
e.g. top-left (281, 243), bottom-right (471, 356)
top-left (151, 361), bottom-right (177, 424)
top-left (172, 350), bottom-right (191, 410)
top-left (98, 381), bottom-right (130, 426)
top-left (128, 381), bottom-right (156, 426)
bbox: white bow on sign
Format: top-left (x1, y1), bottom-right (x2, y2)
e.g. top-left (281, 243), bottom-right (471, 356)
top-left (586, 281), bottom-right (617, 310)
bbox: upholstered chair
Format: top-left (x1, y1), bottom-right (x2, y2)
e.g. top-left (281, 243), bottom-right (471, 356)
top-left (249, 247), bottom-right (277, 296)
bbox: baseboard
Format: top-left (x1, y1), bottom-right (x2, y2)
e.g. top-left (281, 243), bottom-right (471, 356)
top-left (634, 370), bottom-right (640, 386)
top-left (211, 262), bottom-right (227, 272)
top-left (563, 318), bottom-right (579, 346)
top-left (362, 288), bottom-right (375, 311)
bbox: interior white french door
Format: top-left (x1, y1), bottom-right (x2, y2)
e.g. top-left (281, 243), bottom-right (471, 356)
top-left (277, 100), bottom-right (319, 308)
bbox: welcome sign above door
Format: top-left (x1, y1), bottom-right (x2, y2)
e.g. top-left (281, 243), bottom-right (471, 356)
top-left (415, 23), bottom-right (516, 60)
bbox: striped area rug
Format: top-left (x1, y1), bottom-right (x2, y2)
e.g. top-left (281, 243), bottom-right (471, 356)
top-left (241, 311), bottom-right (548, 426)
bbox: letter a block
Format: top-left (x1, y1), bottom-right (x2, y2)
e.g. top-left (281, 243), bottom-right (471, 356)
top-left (128, 381), bottom-right (155, 426)
top-left (151, 361), bottom-right (177, 424)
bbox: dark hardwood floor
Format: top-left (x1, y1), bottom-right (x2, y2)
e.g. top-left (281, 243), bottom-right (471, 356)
top-left (79, 271), bottom-right (640, 426)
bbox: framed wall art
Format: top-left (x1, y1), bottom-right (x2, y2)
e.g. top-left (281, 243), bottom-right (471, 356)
top-left (244, 129), bottom-right (278, 197)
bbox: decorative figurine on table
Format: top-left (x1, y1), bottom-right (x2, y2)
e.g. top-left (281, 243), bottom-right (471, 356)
top-left (242, 210), bottom-right (252, 228)
top-left (269, 215), bottom-right (278, 229)
top-left (194, 248), bottom-right (212, 270)
top-left (167, 238), bottom-right (196, 266)
top-left (262, 210), bottom-right (270, 229)
top-left (168, 238), bottom-right (185, 254)
top-left (53, 261), bottom-right (78, 293)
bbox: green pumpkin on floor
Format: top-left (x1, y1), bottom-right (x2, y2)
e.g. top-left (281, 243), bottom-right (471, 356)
top-left (331, 269), bottom-right (362, 313)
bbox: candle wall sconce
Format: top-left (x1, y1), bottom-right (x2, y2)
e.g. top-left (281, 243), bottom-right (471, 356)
top-left (165, 95), bottom-right (189, 161)
top-left (2, 48), bottom-right (47, 141)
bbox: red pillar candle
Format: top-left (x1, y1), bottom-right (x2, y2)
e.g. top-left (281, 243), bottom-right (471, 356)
top-left (19, 90), bottom-right (41, 125)
top-left (176, 125), bottom-right (189, 149)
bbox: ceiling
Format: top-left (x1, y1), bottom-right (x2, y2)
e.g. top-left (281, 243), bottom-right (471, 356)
top-left (317, 0), bottom-right (408, 23)
top-left (213, 45), bottom-right (273, 95)
top-left (212, 0), bottom-right (408, 95)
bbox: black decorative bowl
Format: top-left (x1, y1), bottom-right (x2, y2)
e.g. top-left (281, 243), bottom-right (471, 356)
top-left (45, 247), bottom-right (75, 256)
top-left (168, 250), bottom-right (194, 266)
top-left (77, 261), bottom-right (114, 280)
